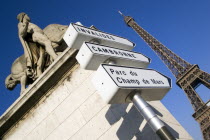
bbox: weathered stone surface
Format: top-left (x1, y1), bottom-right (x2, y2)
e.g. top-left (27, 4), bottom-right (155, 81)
top-left (1, 55), bottom-right (192, 140)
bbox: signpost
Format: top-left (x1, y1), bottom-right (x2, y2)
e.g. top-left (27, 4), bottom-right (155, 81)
top-left (92, 64), bottom-right (171, 104)
top-left (63, 23), bottom-right (135, 50)
top-left (76, 42), bottom-right (150, 70)
top-left (63, 23), bottom-right (175, 139)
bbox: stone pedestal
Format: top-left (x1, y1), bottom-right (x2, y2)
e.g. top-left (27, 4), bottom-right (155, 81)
top-left (0, 48), bottom-right (192, 140)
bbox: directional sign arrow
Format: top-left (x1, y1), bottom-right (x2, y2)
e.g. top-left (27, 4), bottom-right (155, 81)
top-left (92, 64), bottom-right (172, 104)
top-left (63, 23), bottom-right (134, 50)
top-left (76, 42), bottom-right (151, 70)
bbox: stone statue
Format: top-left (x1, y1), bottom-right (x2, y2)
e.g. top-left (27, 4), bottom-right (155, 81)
top-left (5, 12), bottom-right (68, 94)
top-left (17, 12), bottom-right (61, 78)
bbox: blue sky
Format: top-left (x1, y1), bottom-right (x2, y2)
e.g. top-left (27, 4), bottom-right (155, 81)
top-left (0, 0), bottom-right (209, 139)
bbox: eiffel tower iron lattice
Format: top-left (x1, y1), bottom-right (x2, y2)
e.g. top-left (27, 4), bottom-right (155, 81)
top-left (119, 12), bottom-right (210, 140)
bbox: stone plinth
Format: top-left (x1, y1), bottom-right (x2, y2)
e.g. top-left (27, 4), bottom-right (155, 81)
top-left (0, 47), bottom-right (192, 140)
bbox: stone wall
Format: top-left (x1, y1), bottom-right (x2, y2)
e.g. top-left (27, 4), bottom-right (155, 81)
top-left (2, 63), bottom-right (192, 140)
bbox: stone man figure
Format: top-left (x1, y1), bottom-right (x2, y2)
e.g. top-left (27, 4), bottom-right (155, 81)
top-left (17, 12), bottom-right (58, 78)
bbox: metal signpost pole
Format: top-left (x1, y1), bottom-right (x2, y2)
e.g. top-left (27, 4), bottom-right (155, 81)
top-left (128, 92), bottom-right (175, 140)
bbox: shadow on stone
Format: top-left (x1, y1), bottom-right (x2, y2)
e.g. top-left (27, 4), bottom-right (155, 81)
top-left (105, 104), bottom-right (129, 125)
top-left (105, 103), bottom-right (179, 140)
top-left (105, 104), bottom-right (143, 140)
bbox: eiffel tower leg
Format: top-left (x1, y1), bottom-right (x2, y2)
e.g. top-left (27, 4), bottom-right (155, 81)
top-left (200, 117), bottom-right (210, 140)
top-left (183, 85), bottom-right (204, 111)
top-left (198, 71), bottom-right (210, 140)
top-left (193, 101), bottom-right (210, 140)
top-left (183, 85), bottom-right (210, 140)
top-left (192, 70), bottom-right (210, 140)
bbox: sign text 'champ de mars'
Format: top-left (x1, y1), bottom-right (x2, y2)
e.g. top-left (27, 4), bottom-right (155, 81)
top-left (103, 65), bottom-right (171, 88)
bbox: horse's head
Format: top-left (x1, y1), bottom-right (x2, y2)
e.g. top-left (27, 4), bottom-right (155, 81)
top-left (5, 74), bottom-right (17, 90)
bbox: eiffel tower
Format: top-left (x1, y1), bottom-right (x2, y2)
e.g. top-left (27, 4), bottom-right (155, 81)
top-left (119, 12), bottom-right (210, 140)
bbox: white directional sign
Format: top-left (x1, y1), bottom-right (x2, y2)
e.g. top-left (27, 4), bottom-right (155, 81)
top-left (76, 42), bottom-right (151, 70)
top-left (63, 23), bottom-right (134, 50)
top-left (92, 64), bottom-right (171, 104)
